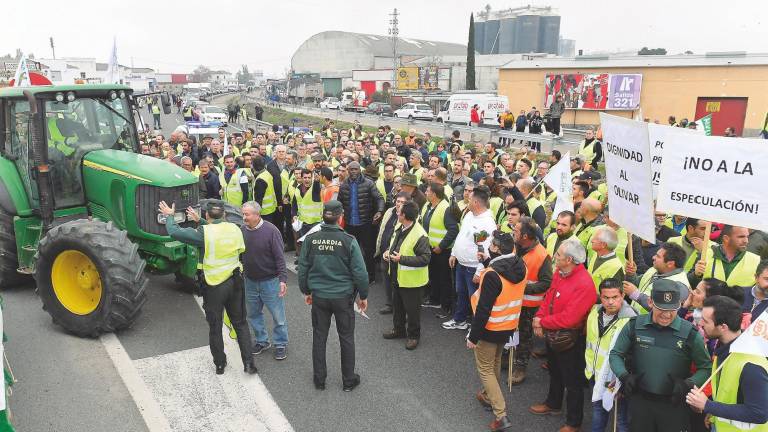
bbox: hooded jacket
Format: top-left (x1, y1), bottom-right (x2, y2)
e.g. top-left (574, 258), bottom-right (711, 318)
top-left (469, 253), bottom-right (528, 344)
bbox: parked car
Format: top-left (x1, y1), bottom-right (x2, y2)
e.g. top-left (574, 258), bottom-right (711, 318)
top-left (366, 102), bottom-right (393, 116)
top-left (319, 97), bottom-right (341, 110)
top-left (393, 103), bottom-right (434, 121)
top-left (200, 105), bottom-right (227, 124)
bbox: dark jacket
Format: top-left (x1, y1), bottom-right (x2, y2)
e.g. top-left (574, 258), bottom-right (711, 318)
top-left (266, 160), bottom-right (285, 207)
top-left (199, 171), bottom-right (221, 200)
top-left (469, 254), bottom-right (527, 343)
top-left (338, 175), bottom-right (384, 226)
top-left (298, 223), bottom-right (369, 300)
top-left (549, 100), bottom-right (565, 118)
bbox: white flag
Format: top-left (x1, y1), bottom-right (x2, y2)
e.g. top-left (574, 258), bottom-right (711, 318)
top-left (730, 309), bottom-right (768, 357)
top-left (543, 151), bottom-right (573, 218)
top-left (105, 37), bottom-right (120, 84)
top-left (12, 53), bottom-right (31, 87)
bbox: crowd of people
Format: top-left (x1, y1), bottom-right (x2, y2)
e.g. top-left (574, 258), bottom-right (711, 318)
top-left (147, 102), bottom-right (768, 432)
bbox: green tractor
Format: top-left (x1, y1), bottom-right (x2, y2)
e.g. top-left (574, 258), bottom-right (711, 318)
top-left (0, 84), bottom-right (201, 337)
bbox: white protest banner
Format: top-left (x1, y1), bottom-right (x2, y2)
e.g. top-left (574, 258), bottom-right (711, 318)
top-left (543, 152), bottom-right (573, 218)
top-left (656, 134), bottom-right (768, 232)
top-left (730, 309), bottom-right (768, 357)
top-left (647, 124), bottom-right (697, 200)
top-left (599, 113), bottom-right (656, 243)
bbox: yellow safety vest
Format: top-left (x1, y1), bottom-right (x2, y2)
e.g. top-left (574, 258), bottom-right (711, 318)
top-left (151, 104), bottom-right (161, 115)
top-left (526, 197), bottom-right (543, 221)
top-left (579, 140), bottom-right (596, 163)
top-left (587, 253), bottom-right (623, 292)
top-left (201, 222), bottom-right (245, 286)
top-left (668, 236), bottom-right (714, 273)
top-left (410, 166), bottom-right (425, 184)
top-left (420, 200), bottom-right (450, 248)
top-left (711, 353), bottom-right (768, 432)
top-left (391, 223), bottom-right (429, 288)
top-left (489, 197), bottom-right (505, 225)
top-left (584, 305), bottom-right (633, 380)
top-left (376, 178), bottom-right (387, 201)
top-left (545, 232), bottom-right (575, 257)
top-left (219, 168), bottom-right (246, 206)
top-left (297, 186), bottom-right (323, 224)
top-left (632, 268), bottom-right (691, 314)
top-left (704, 250), bottom-right (761, 289)
top-left (47, 117), bottom-right (76, 157)
top-left (255, 170), bottom-right (277, 215)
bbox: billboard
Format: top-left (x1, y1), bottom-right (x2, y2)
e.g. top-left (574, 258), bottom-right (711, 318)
top-left (419, 66), bottom-right (439, 90)
top-left (544, 73), bottom-right (642, 110)
top-left (396, 67), bottom-right (419, 90)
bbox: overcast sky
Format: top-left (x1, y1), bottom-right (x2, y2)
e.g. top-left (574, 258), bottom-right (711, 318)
top-left (3, 0), bottom-right (764, 76)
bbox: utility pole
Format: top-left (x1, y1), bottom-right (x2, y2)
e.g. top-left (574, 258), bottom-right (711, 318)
top-left (49, 37), bottom-right (56, 59)
top-left (388, 8), bottom-right (399, 98)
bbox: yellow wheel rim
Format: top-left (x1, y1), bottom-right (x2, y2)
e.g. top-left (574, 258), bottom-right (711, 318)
top-left (51, 250), bottom-right (102, 315)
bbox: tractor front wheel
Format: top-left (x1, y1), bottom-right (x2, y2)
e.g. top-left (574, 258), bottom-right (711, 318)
top-left (35, 220), bottom-right (148, 337)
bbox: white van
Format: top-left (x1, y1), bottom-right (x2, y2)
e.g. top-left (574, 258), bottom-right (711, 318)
top-left (437, 94), bottom-right (509, 126)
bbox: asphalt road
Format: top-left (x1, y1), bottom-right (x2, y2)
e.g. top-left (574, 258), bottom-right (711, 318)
top-left (1, 109), bottom-right (592, 432)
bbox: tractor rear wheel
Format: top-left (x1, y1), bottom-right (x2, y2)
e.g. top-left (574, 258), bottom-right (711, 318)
top-left (0, 207), bottom-right (29, 288)
top-left (35, 219), bottom-right (148, 337)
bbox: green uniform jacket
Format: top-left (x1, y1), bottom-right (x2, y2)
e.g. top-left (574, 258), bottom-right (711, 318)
top-left (298, 223), bottom-right (369, 300)
top-left (609, 313), bottom-right (712, 395)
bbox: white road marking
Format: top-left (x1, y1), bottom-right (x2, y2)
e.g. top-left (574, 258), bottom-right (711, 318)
top-left (100, 333), bottom-right (174, 432)
top-left (193, 296), bottom-right (294, 432)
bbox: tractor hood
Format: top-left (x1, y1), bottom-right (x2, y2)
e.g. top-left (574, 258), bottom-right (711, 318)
top-left (83, 150), bottom-right (198, 187)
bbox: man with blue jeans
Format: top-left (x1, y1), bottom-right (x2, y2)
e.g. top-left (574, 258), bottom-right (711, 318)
top-left (241, 201), bottom-right (290, 360)
top-left (443, 185), bottom-right (496, 330)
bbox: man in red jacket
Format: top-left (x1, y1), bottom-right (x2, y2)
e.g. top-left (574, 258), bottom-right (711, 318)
top-left (529, 238), bottom-right (597, 432)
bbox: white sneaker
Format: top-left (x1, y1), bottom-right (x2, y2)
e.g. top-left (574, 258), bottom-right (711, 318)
top-left (452, 321), bottom-right (470, 330)
top-left (441, 319), bottom-right (457, 329)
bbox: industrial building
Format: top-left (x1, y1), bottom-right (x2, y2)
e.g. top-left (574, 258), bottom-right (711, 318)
top-left (291, 31), bottom-right (466, 96)
top-left (497, 52), bottom-right (768, 136)
top-left (474, 5), bottom-right (561, 55)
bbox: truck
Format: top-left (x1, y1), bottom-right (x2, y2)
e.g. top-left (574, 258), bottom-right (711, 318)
top-left (436, 94), bottom-right (509, 126)
top-left (0, 84), bottom-right (202, 337)
top-left (340, 90), bottom-right (369, 112)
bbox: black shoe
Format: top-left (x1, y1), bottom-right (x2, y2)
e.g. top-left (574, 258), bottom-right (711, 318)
top-left (379, 305), bottom-right (393, 315)
top-left (314, 379), bottom-right (326, 390)
top-left (343, 374), bottom-right (361, 392)
top-left (244, 362), bottom-right (258, 375)
top-left (216, 363), bottom-right (226, 375)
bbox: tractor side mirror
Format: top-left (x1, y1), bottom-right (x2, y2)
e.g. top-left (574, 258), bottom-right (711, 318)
top-left (161, 94), bottom-right (172, 115)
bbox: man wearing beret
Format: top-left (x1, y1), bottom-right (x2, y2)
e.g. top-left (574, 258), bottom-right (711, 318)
top-left (298, 200), bottom-right (369, 391)
top-left (609, 279), bottom-right (712, 432)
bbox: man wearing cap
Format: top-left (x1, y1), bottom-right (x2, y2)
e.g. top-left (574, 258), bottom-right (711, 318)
top-left (338, 161), bottom-right (384, 284)
top-left (298, 200), bottom-right (369, 391)
top-left (609, 280), bottom-right (712, 432)
top-left (159, 200), bottom-right (257, 375)
top-left (399, 172), bottom-right (427, 210)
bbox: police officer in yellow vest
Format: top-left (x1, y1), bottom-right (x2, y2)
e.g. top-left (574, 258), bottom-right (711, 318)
top-left (624, 242), bottom-right (691, 314)
top-left (382, 201), bottom-right (431, 350)
top-left (219, 155), bottom-right (249, 206)
top-left (587, 226), bottom-right (625, 291)
top-left (693, 225), bottom-right (761, 290)
top-left (686, 295), bottom-right (768, 432)
top-left (159, 200), bottom-right (257, 375)
top-left (585, 279), bottom-right (636, 432)
top-left (420, 182), bottom-right (459, 311)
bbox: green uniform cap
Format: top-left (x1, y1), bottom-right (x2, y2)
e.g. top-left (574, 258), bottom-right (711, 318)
top-left (651, 279), bottom-right (683, 310)
top-left (401, 173), bottom-right (418, 187)
top-left (323, 200), bottom-right (343, 216)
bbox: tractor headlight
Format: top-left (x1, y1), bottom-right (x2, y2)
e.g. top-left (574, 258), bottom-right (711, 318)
top-left (157, 212), bottom-right (186, 224)
top-left (66, 92), bottom-right (76, 102)
top-left (108, 91), bottom-right (118, 101)
top-left (118, 91), bottom-right (126, 99)
top-left (55, 92), bottom-right (65, 102)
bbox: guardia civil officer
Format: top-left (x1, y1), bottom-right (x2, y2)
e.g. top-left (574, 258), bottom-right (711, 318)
top-left (298, 200), bottom-right (369, 391)
top-left (609, 279), bottom-right (712, 432)
top-left (159, 200), bottom-right (257, 375)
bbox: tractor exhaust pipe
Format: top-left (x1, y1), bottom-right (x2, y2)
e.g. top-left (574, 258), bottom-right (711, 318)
top-left (23, 90), bottom-right (55, 231)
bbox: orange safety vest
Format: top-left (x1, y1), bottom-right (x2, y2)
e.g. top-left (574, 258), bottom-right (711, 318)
top-left (521, 243), bottom-right (549, 308)
top-left (471, 268), bottom-right (527, 332)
